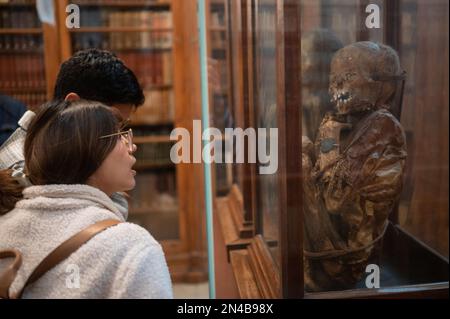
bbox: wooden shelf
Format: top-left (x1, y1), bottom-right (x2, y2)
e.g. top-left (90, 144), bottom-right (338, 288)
top-left (69, 27), bottom-right (173, 33)
top-left (0, 87), bottom-right (46, 93)
top-left (0, 1), bottom-right (36, 7)
top-left (0, 49), bottom-right (44, 54)
top-left (72, 0), bottom-right (171, 8)
top-left (117, 47), bottom-right (172, 53)
top-left (0, 28), bottom-right (42, 35)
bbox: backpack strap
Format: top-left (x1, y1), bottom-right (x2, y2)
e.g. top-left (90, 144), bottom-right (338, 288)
top-left (1, 219), bottom-right (122, 299)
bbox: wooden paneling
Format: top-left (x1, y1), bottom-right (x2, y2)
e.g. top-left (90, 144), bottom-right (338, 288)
top-left (275, 0), bottom-right (303, 298)
top-left (171, 0), bottom-right (208, 282)
top-left (399, 0), bottom-right (449, 258)
top-left (230, 235), bottom-right (280, 299)
top-left (214, 197), bottom-right (241, 298)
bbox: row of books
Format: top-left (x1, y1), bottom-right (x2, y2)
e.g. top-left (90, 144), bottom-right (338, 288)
top-left (4, 92), bottom-right (46, 109)
top-left (0, 6), bottom-right (41, 28)
top-left (72, 10), bottom-right (172, 51)
top-left (0, 53), bottom-right (46, 90)
top-left (73, 0), bottom-right (165, 5)
top-left (72, 31), bottom-right (172, 52)
top-left (0, 0), bottom-right (35, 3)
top-left (133, 139), bottom-right (174, 166)
top-left (110, 10), bottom-right (172, 50)
top-left (0, 35), bottom-right (43, 52)
top-left (119, 51), bottom-right (173, 88)
top-left (131, 89), bottom-right (174, 125)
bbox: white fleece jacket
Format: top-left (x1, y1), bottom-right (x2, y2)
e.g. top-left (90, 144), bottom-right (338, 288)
top-left (0, 184), bottom-right (173, 299)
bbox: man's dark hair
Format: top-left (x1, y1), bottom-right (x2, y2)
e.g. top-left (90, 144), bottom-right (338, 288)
top-left (1, 99), bottom-right (122, 214)
top-left (54, 49), bottom-right (145, 107)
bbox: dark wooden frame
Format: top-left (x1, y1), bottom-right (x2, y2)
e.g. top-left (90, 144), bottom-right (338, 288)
top-left (274, 0), bottom-right (303, 298)
top-left (227, 0), bottom-right (303, 299)
top-left (213, 0), bottom-right (257, 262)
top-left (215, 0), bottom-right (449, 299)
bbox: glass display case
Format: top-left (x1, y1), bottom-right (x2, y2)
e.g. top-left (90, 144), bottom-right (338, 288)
top-left (65, 0), bottom-right (209, 283)
top-left (206, 0), bottom-right (448, 298)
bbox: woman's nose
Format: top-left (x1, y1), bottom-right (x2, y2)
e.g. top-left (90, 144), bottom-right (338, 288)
top-left (130, 143), bottom-right (137, 154)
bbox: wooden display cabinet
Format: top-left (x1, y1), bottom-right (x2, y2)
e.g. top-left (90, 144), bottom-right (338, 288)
top-left (211, 0), bottom-right (449, 298)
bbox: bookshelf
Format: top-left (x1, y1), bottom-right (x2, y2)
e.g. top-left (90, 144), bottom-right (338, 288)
top-left (54, 0), bottom-right (206, 282)
top-left (0, 0), bottom-right (49, 110)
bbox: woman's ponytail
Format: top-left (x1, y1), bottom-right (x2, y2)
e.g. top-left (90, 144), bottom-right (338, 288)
top-left (0, 169), bottom-right (24, 215)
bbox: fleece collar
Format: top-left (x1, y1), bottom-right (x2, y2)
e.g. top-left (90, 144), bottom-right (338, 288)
top-left (17, 184), bottom-right (125, 221)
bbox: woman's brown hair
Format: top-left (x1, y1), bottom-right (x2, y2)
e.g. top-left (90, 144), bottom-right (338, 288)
top-left (0, 99), bottom-right (122, 214)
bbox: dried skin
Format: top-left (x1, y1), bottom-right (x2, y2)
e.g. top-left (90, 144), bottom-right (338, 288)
top-left (302, 42), bottom-right (407, 292)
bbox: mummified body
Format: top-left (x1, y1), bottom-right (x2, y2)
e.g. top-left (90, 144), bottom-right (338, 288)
top-left (302, 42), bottom-right (407, 292)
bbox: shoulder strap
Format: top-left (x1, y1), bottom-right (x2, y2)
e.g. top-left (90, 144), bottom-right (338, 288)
top-left (11, 219), bottom-right (121, 299)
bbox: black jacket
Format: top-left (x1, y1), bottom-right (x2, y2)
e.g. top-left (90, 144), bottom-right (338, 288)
top-left (0, 94), bottom-right (27, 146)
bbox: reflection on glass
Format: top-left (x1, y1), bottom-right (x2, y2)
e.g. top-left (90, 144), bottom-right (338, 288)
top-left (301, 0), bottom-right (449, 293)
top-left (255, 2), bottom-right (280, 264)
top-left (303, 41), bottom-right (407, 292)
top-left (397, 0), bottom-right (449, 259)
top-left (320, 0), bottom-right (359, 44)
top-left (208, 0), bottom-right (234, 195)
top-left (301, 29), bottom-right (343, 141)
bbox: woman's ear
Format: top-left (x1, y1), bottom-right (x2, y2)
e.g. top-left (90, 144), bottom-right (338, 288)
top-left (64, 92), bottom-right (80, 102)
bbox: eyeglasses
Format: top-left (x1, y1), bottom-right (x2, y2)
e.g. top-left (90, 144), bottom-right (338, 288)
top-left (99, 128), bottom-right (134, 152)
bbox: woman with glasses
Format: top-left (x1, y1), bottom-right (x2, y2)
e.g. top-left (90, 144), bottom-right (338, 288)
top-left (0, 99), bottom-right (173, 298)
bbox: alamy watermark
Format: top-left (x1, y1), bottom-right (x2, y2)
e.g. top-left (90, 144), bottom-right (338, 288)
top-left (170, 120), bottom-right (278, 175)
top-left (365, 264), bottom-right (381, 289)
top-left (65, 264), bottom-right (80, 289)
top-left (66, 4), bottom-right (80, 29)
top-left (365, 4), bottom-right (381, 29)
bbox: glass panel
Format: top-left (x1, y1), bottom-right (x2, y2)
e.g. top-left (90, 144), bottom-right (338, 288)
top-left (208, 0), bottom-right (234, 196)
top-left (254, 0), bottom-right (280, 264)
top-left (68, 2), bottom-right (179, 241)
top-left (300, 0), bottom-right (449, 294)
top-left (397, 0), bottom-right (449, 259)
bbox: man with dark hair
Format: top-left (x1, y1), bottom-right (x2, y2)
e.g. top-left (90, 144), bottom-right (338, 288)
top-left (0, 49), bottom-right (144, 215)
top-left (54, 49), bottom-right (145, 115)
top-left (0, 49), bottom-right (144, 170)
